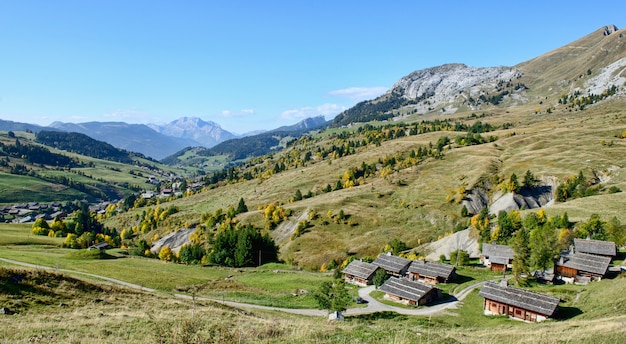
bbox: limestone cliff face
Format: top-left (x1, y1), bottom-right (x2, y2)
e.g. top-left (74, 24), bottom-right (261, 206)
top-left (388, 63), bottom-right (523, 112)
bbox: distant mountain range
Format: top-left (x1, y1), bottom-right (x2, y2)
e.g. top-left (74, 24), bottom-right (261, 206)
top-left (0, 115), bottom-right (329, 161)
top-left (162, 115), bottom-right (328, 165)
top-left (147, 117), bottom-right (237, 148)
top-left (47, 121), bottom-right (198, 160)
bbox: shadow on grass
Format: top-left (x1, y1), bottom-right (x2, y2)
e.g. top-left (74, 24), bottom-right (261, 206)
top-left (553, 305), bottom-right (583, 320)
top-left (430, 292), bottom-right (458, 306)
top-left (452, 273), bottom-right (474, 285)
top-left (349, 311), bottom-right (408, 321)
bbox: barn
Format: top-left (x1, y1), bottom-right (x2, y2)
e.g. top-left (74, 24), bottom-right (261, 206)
top-left (341, 260), bottom-right (380, 286)
top-left (478, 281), bottom-right (559, 322)
top-left (407, 260), bottom-right (456, 284)
top-left (378, 277), bottom-right (440, 306)
top-left (372, 253), bottom-right (411, 277)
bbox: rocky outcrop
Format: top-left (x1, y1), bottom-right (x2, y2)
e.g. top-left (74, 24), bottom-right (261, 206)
top-left (388, 63), bottom-right (523, 112)
top-left (424, 229), bottom-right (480, 261)
top-left (150, 227), bottom-right (197, 255)
top-left (584, 57), bottom-right (626, 96)
top-left (461, 188), bottom-right (489, 215)
top-left (603, 24), bottom-right (619, 36)
top-left (488, 187), bottom-right (554, 215)
top-left (462, 177), bottom-right (556, 216)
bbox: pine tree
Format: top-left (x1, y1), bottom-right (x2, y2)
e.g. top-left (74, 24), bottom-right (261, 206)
top-left (236, 198), bottom-right (248, 214)
top-left (511, 228), bottom-right (530, 283)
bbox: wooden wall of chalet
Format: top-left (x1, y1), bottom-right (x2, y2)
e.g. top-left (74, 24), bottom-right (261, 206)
top-left (409, 273), bottom-right (439, 285)
top-left (490, 263), bottom-right (507, 273)
top-left (384, 289), bottom-right (438, 306)
top-left (344, 274), bottom-right (370, 286)
top-left (483, 298), bottom-right (547, 322)
top-left (556, 265), bottom-right (577, 278)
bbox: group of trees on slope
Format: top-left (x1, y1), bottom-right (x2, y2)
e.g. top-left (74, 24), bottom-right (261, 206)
top-left (36, 131), bottom-right (135, 163)
top-left (31, 202), bottom-right (121, 249)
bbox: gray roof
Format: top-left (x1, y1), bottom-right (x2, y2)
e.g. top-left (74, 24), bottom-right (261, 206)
top-left (408, 260), bottom-right (455, 280)
top-left (557, 252), bottom-right (611, 276)
top-left (372, 254), bottom-right (411, 274)
top-left (341, 260), bottom-right (379, 280)
top-left (482, 243), bottom-right (514, 259)
top-left (574, 238), bottom-right (616, 256)
top-left (379, 277), bottom-right (434, 302)
top-left (478, 282), bottom-right (559, 316)
top-left (89, 242), bottom-right (110, 250)
top-left (489, 256), bottom-right (510, 265)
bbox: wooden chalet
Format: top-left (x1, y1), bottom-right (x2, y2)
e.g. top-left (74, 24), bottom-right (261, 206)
top-left (372, 253), bottom-right (411, 277)
top-left (407, 260), bottom-right (456, 284)
top-left (555, 252), bottom-right (611, 282)
top-left (341, 260), bottom-right (380, 286)
top-left (574, 238), bottom-right (616, 258)
top-left (478, 281), bottom-right (559, 322)
top-left (378, 276), bottom-right (439, 306)
top-left (480, 243), bottom-right (514, 272)
top-left (88, 242), bottom-right (110, 252)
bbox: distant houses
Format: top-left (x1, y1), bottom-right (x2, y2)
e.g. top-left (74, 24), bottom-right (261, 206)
top-left (342, 260), bottom-right (380, 286)
top-left (378, 276), bottom-right (440, 306)
top-left (478, 281), bottom-right (560, 322)
top-left (480, 243), bottom-right (514, 272)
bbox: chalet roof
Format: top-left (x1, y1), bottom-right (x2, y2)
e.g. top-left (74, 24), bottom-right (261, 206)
top-left (489, 256), bottom-right (511, 265)
top-left (557, 252), bottom-right (611, 276)
top-left (341, 260), bottom-right (379, 280)
top-left (89, 242), bottom-right (110, 250)
top-left (372, 254), bottom-right (411, 274)
top-left (379, 277), bottom-right (435, 302)
top-left (408, 260), bottom-right (456, 280)
top-left (481, 243), bottom-right (514, 259)
top-left (478, 282), bottom-right (559, 316)
top-left (574, 238), bottom-right (616, 257)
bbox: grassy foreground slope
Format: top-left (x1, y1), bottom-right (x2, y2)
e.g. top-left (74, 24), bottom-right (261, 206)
top-left (0, 263), bottom-right (624, 343)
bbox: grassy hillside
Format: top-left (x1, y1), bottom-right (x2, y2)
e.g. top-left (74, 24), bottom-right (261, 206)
top-left (101, 97), bottom-right (626, 269)
top-left (0, 131), bottom-right (191, 204)
top-left (1, 223), bottom-right (624, 343)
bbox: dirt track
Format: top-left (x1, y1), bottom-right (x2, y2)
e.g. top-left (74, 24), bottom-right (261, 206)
top-left (0, 257), bottom-right (489, 317)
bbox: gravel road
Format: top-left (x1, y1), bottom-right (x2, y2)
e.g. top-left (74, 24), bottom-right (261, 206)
top-left (1, 257), bottom-right (488, 318)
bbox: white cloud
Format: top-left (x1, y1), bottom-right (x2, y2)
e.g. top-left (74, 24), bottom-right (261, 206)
top-left (280, 103), bottom-right (346, 120)
top-left (220, 109), bottom-right (255, 118)
top-left (329, 86), bottom-right (388, 102)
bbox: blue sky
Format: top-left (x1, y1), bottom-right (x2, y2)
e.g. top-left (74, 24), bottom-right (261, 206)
top-left (0, 1), bottom-right (624, 134)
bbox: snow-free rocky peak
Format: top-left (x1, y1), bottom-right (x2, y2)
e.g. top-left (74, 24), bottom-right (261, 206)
top-left (388, 63), bottom-right (523, 111)
top-left (149, 116), bottom-right (237, 148)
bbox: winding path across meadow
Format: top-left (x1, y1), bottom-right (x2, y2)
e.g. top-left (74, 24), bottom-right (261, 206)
top-left (0, 257), bottom-right (487, 317)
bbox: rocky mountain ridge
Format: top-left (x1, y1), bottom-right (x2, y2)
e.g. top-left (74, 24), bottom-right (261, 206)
top-left (388, 63), bottom-right (524, 112)
top-left (147, 117), bottom-right (237, 148)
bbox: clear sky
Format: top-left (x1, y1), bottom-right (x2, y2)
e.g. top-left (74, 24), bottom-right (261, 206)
top-left (0, 1), bottom-right (624, 134)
